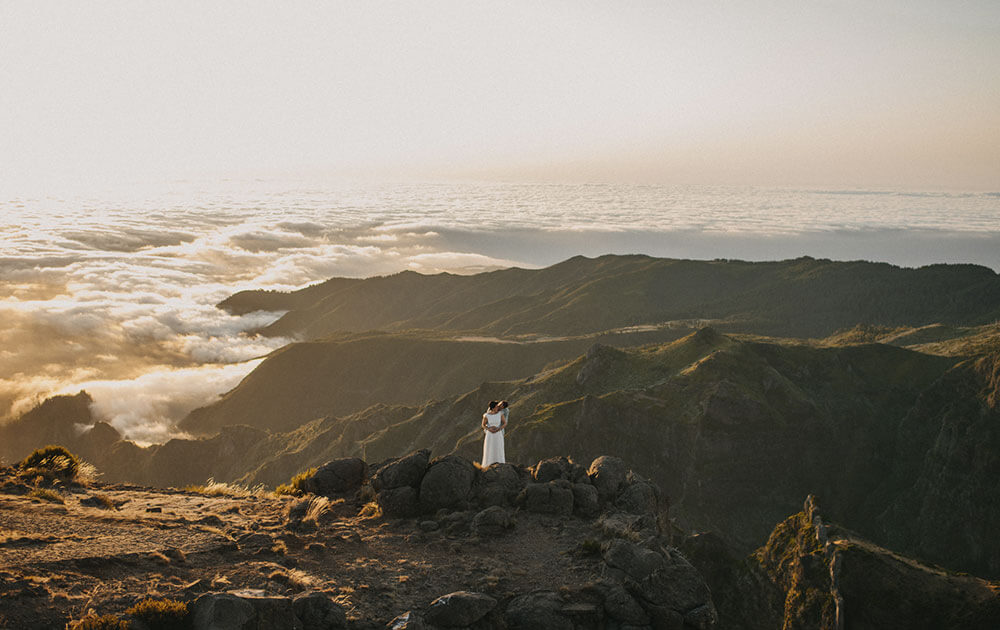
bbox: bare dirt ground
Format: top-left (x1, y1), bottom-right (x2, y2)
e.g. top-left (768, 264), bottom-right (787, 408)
top-left (0, 477), bottom-right (604, 629)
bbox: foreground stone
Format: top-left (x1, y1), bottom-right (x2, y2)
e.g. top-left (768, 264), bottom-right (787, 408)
top-left (423, 591), bottom-right (497, 627)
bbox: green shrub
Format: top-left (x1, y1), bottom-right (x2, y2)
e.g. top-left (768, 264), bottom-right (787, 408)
top-left (125, 598), bottom-right (188, 630)
top-left (27, 488), bottom-right (64, 504)
top-left (275, 467), bottom-right (316, 496)
top-left (69, 614), bottom-right (130, 630)
top-left (18, 445), bottom-right (80, 482)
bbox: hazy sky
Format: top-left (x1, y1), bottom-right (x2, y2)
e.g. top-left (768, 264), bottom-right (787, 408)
top-left (2, 1), bottom-right (999, 191)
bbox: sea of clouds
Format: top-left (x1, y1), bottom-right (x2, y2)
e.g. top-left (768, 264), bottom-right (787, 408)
top-left (2, 180), bottom-right (998, 443)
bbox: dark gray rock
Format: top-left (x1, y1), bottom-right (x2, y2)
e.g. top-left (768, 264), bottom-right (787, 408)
top-left (373, 449), bottom-right (430, 492)
top-left (588, 456), bottom-right (629, 503)
top-left (616, 478), bottom-right (660, 516)
top-left (476, 463), bottom-right (524, 506)
top-left (643, 603), bottom-right (684, 630)
top-left (302, 458), bottom-right (367, 496)
top-left (504, 591), bottom-right (573, 630)
top-left (572, 483), bottom-right (600, 517)
top-left (585, 580), bottom-right (650, 625)
top-left (424, 591), bottom-right (497, 627)
top-left (419, 455), bottom-right (476, 512)
top-left (683, 604), bottom-right (718, 630)
top-left (377, 486), bottom-right (420, 518)
top-left (520, 482), bottom-right (573, 516)
top-left (190, 592), bottom-right (255, 630)
top-left (471, 506), bottom-right (514, 537)
top-left (293, 592), bottom-right (347, 630)
top-left (533, 456), bottom-right (572, 483)
top-left (635, 561), bottom-right (712, 612)
top-left (231, 590), bottom-right (302, 629)
top-left (602, 540), bottom-right (665, 581)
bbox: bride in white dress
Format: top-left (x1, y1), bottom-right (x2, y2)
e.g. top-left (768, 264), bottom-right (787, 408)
top-left (481, 400), bottom-right (507, 467)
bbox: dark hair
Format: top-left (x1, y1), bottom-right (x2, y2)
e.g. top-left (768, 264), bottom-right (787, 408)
top-left (487, 400), bottom-right (499, 411)
top-left (498, 400), bottom-right (509, 409)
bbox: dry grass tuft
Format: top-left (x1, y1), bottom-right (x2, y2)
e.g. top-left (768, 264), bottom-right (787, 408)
top-left (88, 494), bottom-right (116, 510)
top-left (125, 598), bottom-right (188, 630)
top-left (28, 488), bottom-right (64, 504)
top-left (184, 477), bottom-right (269, 497)
top-left (275, 466), bottom-right (317, 496)
top-left (75, 461), bottom-right (102, 485)
top-left (18, 445), bottom-right (80, 484)
top-left (149, 551), bottom-right (172, 565)
top-left (359, 501), bottom-right (382, 518)
top-left (69, 613), bottom-right (130, 630)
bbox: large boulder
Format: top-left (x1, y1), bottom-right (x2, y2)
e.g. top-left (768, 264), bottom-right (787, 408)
top-left (519, 481), bottom-right (573, 516)
top-left (190, 593), bottom-right (255, 630)
top-left (533, 456), bottom-right (572, 483)
top-left (602, 539), bottom-right (665, 582)
top-left (377, 486), bottom-right (420, 519)
top-left (302, 458), bottom-right (367, 496)
top-left (505, 592), bottom-right (573, 630)
top-left (583, 580), bottom-right (650, 626)
top-left (475, 463), bottom-right (524, 507)
top-left (616, 475), bottom-right (660, 516)
top-left (471, 506), bottom-right (514, 537)
top-left (373, 449), bottom-right (430, 492)
top-left (232, 591), bottom-right (302, 630)
top-left (292, 592), bottom-right (347, 630)
top-left (424, 591), bottom-right (497, 627)
top-left (587, 456), bottom-right (628, 504)
top-left (419, 455), bottom-right (476, 512)
top-left (572, 483), bottom-right (599, 517)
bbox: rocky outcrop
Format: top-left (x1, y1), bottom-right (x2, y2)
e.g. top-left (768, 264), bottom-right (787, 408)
top-left (300, 458), bottom-right (367, 497)
top-left (686, 496), bottom-right (1000, 630)
top-left (360, 451), bottom-right (669, 527)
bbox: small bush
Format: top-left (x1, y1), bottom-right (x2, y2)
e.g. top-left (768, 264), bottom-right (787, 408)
top-left (70, 614), bottom-right (130, 630)
top-left (18, 445), bottom-right (80, 482)
top-left (275, 467), bottom-right (317, 497)
top-left (125, 598), bottom-right (188, 630)
top-left (82, 494), bottom-right (116, 510)
top-left (28, 488), bottom-right (64, 504)
top-left (578, 539), bottom-right (602, 555)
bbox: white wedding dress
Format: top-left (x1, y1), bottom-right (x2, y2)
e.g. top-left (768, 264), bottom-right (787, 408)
top-left (482, 410), bottom-right (506, 467)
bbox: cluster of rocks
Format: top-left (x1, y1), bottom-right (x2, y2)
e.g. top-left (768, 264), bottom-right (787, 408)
top-left (183, 590), bottom-right (347, 630)
top-left (292, 451), bottom-right (716, 629)
top-left (298, 450), bottom-right (666, 526)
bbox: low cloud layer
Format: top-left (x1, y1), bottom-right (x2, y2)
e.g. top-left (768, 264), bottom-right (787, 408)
top-left (2, 181), bottom-right (997, 442)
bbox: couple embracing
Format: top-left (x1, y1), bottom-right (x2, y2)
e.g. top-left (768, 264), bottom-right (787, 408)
top-left (481, 400), bottom-right (508, 467)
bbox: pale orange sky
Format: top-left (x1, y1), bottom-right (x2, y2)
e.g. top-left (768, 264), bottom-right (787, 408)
top-left (2, 1), bottom-right (999, 192)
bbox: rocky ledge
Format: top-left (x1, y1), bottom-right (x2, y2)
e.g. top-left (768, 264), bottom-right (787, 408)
top-left (0, 452), bottom-right (715, 630)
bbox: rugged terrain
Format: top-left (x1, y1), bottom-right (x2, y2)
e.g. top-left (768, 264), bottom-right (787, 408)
top-left (3, 451), bottom-right (997, 630)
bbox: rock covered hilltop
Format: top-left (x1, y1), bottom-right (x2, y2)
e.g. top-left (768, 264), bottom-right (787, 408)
top-left (3, 448), bottom-right (998, 629)
top-left (3, 451), bottom-right (713, 630)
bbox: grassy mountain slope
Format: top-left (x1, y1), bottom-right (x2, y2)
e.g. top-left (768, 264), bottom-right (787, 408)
top-left (221, 255), bottom-right (1000, 340)
top-left (180, 327), bottom-right (693, 436)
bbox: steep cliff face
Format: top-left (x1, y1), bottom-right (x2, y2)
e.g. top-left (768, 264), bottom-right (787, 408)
top-left (876, 351), bottom-right (1000, 577)
top-left (691, 496), bottom-right (1000, 630)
